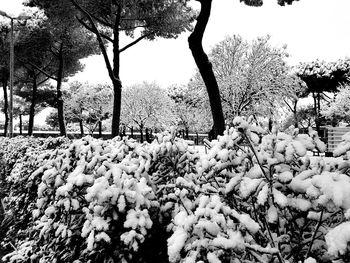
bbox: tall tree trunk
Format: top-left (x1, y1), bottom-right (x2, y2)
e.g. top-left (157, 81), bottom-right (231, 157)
top-left (57, 43), bottom-right (67, 136)
top-left (111, 8), bottom-right (122, 137)
top-left (188, 0), bottom-right (225, 137)
top-left (98, 121), bottom-right (102, 137)
top-left (79, 119), bottom-right (84, 136)
top-left (293, 100), bottom-right (298, 128)
top-left (28, 74), bottom-right (37, 136)
top-left (312, 92), bottom-right (318, 132)
top-left (2, 79), bottom-right (8, 137)
top-left (140, 125), bottom-right (144, 143)
top-left (19, 114), bottom-right (22, 135)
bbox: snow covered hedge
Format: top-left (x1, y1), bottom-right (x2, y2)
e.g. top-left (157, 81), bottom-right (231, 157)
top-left (1, 119), bottom-right (350, 263)
top-left (0, 136), bottom-right (71, 256)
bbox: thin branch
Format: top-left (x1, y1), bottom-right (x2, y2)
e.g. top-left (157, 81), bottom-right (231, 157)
top-left (27, 61), bottom-right (58, 81)
top-left (120, 25), bottom-right (146, 31)
top-left (119, 32), bottom-right (154, 53)
top-left (70, 0), bottom-right (120, 85)
top-left (283, 98), bottom-right (294, 112)
top-left (37, 76), bottom-right (51, 86)
top-left (243, 133), bottom-right (269, 181)
top-left (76, 17), bottom-right (114, 43)
top-left (89, 12), bottom-right (113, 28)
top-left (305, 209), bottom-right (324, 259)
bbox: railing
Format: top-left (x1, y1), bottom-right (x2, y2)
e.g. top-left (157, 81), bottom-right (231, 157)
top-left (0, 130), bottom-right (210, 145)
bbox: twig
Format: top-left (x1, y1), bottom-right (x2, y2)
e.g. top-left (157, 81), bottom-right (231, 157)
top-left (262, 216), bottom-right (285, 263)
top-left (243, 133), bottom-right (269, 181)
top-left (305, 209), bottom-right (324, 259)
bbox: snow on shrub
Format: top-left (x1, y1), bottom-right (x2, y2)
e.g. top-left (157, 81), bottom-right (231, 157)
top-left (0, 136), bottom-right (70, 255)
top-left (2, 120), bottom-right (350, 263)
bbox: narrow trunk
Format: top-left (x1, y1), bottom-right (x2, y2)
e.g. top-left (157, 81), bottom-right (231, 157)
top-left (293, 100), bottom-right (298, 128)
top-left (111, 8), bottom-right (122, 137)
top-left (28, 74), bottom-right (37, 136)
top-left (79, 119), bottom-right (84, 136)
top-left (2, 79), bottom-right (8, 137)
top-left (312, 92), bottom-right (319, 133)
top-left (57, 44), bottom-right (67, 136)
top-left (19, 114), bottom-right (22, 135)
top-left (188, 0), bottom-right (225, 137)
top-left (145, 128), bottom-right (149, 142)
top-left (112, 80), bottom-right (122, 137)
top-left (70, 0), bottom-right (122, 137)
top-left (98, 121), bottom-right (102, 137)
top-left (140, 125), bottom-right (144, 143)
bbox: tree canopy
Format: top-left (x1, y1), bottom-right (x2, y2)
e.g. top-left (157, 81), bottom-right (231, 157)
top-left (187, 35), bottom-right (293, 124)
top-left (188, 0), bottom-right (300, 137)
top-left (27, 0), bottom-right (196, 137)
top-left (64, 81), bottom-right (113, 135)
top-left (121, 82), bottom-right (175, 141)
top-left (295, 58), bottom-right (350, 132)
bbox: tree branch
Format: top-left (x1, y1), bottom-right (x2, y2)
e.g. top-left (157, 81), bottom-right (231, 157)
top-left (76, 17), bottom-right (114, 43)
top-left (21, 60), bottom-right (58, 81)
top-left (70, 0), bottom-right (120, 85)
top-left (119, 32), bottom-right (154, 53)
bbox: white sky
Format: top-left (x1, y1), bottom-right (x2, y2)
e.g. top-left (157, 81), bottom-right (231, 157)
top-left (1, 0), bottom-right (350, 88)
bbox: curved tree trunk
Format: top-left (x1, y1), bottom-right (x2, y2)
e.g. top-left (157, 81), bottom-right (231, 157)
top-left (2, 79), bottom-right (8, 137)
top-left (28, 74), bottom-right (37, 136)
top-left (293, 100), bottom-right (299, 128)
top-left (188, 0), bottom-right (225, 137)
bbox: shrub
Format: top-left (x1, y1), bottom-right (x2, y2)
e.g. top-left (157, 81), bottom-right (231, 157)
top-left (0, 136), bottom-right (71, 257)
top-left (1, 120), bottom-right (350, 263)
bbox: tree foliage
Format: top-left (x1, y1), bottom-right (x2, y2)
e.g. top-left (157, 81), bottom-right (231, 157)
top-left (168, 85), bottom-right (212, 133)
top-left (187, 35), bottom-right (292, 124)
top-left (322, 83), bottom-right (350, 125)
top-left (121, 82), bottom-right (175, 137)
top-left (64, 81), bottom-right (113, 134)
top-left (187, 0), bottom-right (300, 138)
top-left (31, 0), bottom-right (197, 137)
top-left (23, 0), bottom-right (102, 136)
top-left (295, 58), bottom-right (350, 131)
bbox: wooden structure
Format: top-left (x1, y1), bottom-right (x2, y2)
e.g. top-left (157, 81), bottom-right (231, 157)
top-left (326, 126), bottom-right (350, 153)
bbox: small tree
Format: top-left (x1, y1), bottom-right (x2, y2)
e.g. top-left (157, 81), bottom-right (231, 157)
top-left (187, 0), bottom-right (300, 137)
top-left (168, 84), bottom-right (212, 134)
top-left (295, 58), bottom-right (350, 132)
top-left (283, 104), bottom-right (316, 130)
top-left (187, 35), bottom-right (292, 126)
top-left (64, 81), bottom-right (113, 136)
top-left (122, 82), bottom-right (175, 142)
top-left (322, 83), bottom-right (350, 126)
top-left (281, 74), bottom-right (308, 128)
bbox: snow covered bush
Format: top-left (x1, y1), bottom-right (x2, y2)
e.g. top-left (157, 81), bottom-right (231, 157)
top-left (166, 117), bottom-right (350, 263)
top-left (2, 125), bottom-right (350, 263)
top-left (2, 132), bottom-right (199, 263)
top-left (0, 136), bottom-right (71, 256)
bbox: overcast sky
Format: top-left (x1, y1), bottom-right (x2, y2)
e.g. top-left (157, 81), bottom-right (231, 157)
top-left (1, 0), bottom-right (350, 88)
